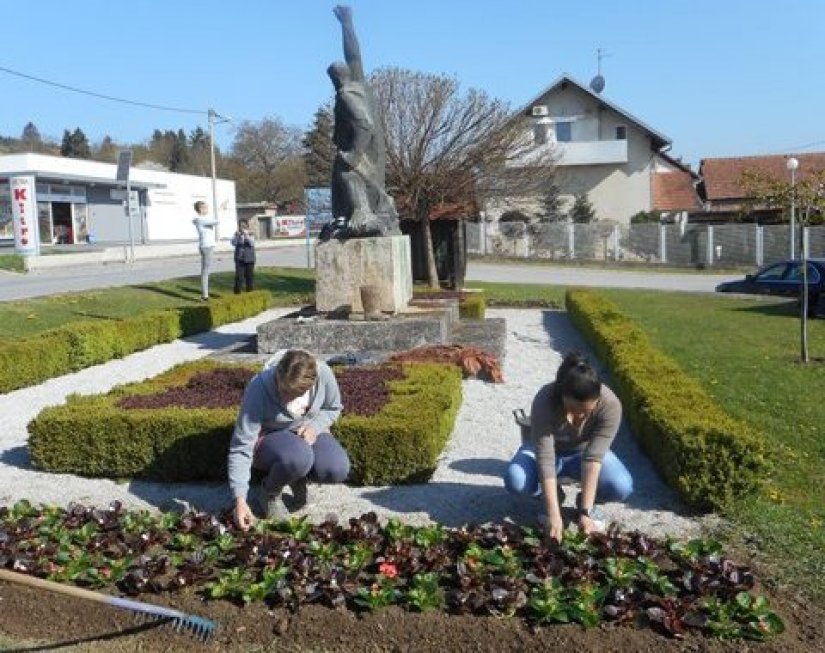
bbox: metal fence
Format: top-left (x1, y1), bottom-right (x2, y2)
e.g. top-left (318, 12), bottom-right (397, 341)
top-left (467, 222), bottom-right (825, 268)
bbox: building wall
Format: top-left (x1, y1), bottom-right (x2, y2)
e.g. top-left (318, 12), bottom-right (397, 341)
top-left (532, 85), bottom-right (654, 224)
top-left (0, 153), bottom-right (237, 244)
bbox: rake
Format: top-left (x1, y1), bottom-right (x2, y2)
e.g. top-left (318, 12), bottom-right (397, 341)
top-left (0, 568), bottom-right (217, 642)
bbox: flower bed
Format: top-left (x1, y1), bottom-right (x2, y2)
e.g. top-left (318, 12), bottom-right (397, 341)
top-left (28, 360), bottom-right (462, 485)
top-left (0, 500), bottom-right (784, 642)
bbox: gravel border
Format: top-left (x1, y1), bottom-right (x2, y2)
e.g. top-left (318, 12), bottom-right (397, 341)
top-left (0, 308), bottom-right (709, 539)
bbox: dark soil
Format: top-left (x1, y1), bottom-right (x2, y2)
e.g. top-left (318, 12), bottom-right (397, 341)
top-left (0, 581), bottom-right (822, 652)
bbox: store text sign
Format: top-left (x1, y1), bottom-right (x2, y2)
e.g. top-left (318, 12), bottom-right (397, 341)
top-left (11, 176), bottom-right (37, 255)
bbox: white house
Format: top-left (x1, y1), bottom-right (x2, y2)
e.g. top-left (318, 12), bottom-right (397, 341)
top-left (0, 153), bottom-right (236, 250)
top-left (492, 74), bottom-right (699, 226)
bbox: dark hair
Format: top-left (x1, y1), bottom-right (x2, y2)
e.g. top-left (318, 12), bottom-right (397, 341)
top-left (554, 352), bottom-right (601, 402)
top-left (194, 201), bottom-right (206, 212)
top-left (238, 219), bottom-right (249, 229)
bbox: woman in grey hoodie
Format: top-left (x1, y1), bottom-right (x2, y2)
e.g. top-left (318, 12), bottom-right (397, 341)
top-left (228, 350), bottom-right (350, 529)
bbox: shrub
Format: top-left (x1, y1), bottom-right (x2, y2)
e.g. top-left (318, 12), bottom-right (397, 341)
top-left (565, 289), bottom-right (770, 510)
top-left (28, 360), bottom-right (463, 486)
top-left (0, 291), bottom-right (270, 394)
top-left (459, 293), bottom-right (486, 320)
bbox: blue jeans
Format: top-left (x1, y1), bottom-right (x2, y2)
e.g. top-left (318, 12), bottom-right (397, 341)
top-left (504, 444), bottom-right (633, 502)
top-left (253, 429), bottom-right (350, 489)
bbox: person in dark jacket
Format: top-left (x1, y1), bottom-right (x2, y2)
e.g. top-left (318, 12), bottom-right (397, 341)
top-left (231, 219), bottom-right (256, 294)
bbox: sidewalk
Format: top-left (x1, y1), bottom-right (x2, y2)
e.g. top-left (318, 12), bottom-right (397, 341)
top-left (0, 308), bottom-right (706, 538)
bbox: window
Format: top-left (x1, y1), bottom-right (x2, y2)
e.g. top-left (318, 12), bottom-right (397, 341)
top-left (555, 121), bottom-right (572, 142)
top-left (755, 262), bottom-right (788, 282)
top-left (616, 125), bottom-right (627, 140)
top-left (784, 262), bottom-right (822, 284)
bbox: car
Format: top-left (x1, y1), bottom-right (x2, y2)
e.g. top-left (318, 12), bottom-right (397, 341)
top-left (715, 258), bottom-right (825, 316)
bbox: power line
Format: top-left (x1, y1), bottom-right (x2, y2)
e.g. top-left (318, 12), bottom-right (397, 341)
top-left (0, 65), bottom-right (206, 116)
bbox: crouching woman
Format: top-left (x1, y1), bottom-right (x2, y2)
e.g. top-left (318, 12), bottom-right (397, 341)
top-left (228, 349), bottom-right (350, 530)
top-left (504, 352), bottom-right (633, 543)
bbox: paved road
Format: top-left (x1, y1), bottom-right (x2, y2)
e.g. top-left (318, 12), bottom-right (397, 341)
top-left (0, 249), bottom-right (739, 302)
top-left (0, 247), bottom-right (310, 302)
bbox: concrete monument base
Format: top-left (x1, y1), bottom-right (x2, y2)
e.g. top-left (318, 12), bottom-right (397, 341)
top-left (315, 235), bottom-right (412, 314)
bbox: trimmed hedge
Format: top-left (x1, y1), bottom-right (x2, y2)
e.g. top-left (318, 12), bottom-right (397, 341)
top-left (28, 359), bottom-right (463, 486)
top-left (458, 292), bottom-right (486, 320)
top-left (0, 290), bottom-right (271, 395)
top-left (565, 289), bottom-right (770, 510)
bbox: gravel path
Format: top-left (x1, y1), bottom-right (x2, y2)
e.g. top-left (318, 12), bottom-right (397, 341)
top-left (0, 308), bottom-right (706, 539)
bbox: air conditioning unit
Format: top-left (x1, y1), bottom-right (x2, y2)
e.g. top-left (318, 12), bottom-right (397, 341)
top-left (531, 105), bottom-right (549, 117)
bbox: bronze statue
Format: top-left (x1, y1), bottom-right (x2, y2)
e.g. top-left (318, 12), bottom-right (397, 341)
top-left (324, 5), bottom-right (400, 240)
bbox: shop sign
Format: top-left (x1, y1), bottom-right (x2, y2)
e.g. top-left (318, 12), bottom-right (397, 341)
top-left (10, 176), bottom-right (37, 255)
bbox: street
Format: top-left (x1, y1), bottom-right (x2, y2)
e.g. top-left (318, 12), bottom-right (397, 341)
top-left (0, 248), bottom-right (738, 302)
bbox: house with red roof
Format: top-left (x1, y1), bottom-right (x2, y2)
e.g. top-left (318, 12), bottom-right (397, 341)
top-left (495, 74), bottom-right (700, 226)
top-left (694, 152), bottom-right (825, 222)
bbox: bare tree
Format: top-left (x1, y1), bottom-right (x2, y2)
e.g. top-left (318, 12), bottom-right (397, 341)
top-left (370, 67), bottom-right (554, 288)
top-left (740, 167), bottom-right (825, 362)
top-left (229, 117), bottom-right (306, 203)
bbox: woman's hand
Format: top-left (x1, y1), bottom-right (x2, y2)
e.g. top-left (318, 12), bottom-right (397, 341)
top-left (233, 497), bottom-right (256, 531)
top-left (578, 513), bottom-right (596, 536)
top-left (296, 423), bottom-right (318, 445)
top-left (544, 513), bottom-right (564, 544)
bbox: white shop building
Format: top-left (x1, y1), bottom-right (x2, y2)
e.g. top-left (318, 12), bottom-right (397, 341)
top-left (0, 153), bottom-right (236, 252)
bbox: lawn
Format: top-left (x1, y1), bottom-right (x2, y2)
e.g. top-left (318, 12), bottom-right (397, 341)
top-left (0, 267), bottom-right (314, 340)
top-left (599, 289), bottom-right (825, 604)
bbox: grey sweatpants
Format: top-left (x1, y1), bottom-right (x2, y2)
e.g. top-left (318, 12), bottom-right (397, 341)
top-left (199, 246), bottom-right (213, 298)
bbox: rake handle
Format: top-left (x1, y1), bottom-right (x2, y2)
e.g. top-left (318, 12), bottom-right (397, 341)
top-left (0, 568), bottom-right (115, 605)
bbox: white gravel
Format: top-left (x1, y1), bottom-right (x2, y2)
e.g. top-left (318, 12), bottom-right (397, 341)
top-left (0, 308), bottom-right (707, 539)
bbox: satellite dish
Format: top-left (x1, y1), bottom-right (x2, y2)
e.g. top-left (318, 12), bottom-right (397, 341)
top-left (590, 74), bottom-right (605, 94)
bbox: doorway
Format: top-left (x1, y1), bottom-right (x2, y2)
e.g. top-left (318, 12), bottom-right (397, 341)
top-left (52, 202), bottom-right (74, 244)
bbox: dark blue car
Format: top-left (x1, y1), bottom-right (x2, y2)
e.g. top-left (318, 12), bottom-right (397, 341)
top-left (716, 258), bottom-right (825, 316)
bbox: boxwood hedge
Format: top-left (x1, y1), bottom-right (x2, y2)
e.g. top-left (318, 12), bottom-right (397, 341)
top-left (565, 288), bottom-right (770, 510)
top-left (28, 359), bottom-right (462, 486)
top-left (0, 290), bottom-right (270, 395)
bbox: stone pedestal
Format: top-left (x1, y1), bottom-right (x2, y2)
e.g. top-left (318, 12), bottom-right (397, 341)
top-left (315, 235), bottom-right (412, 314)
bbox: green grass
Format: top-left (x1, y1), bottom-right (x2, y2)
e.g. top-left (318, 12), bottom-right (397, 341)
top-left (0, 253), bottom-right (25, 272)
top-left (0, 267), bottom-right (314, 339)
top-left (598, 289), bottom-right (825, 603)
top-left (466, 281), bottom-right (566, 308)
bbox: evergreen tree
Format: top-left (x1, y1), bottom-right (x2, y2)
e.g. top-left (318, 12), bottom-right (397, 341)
top-left (569, 191), bottom-right (596, 223)
top-left (538, 179), bottom-right (565, 222)
top-left (60, 127), bottom-right (92, 158)
top-left (20, 122), bottom-right (42, 152)
top-left (302, 106), bottom-right (335, 188)
top-left (95, 135), bottom-right (119, 162)
top-left (187, 126), bottom-right (211, 175)
top-left (168, 128), bottom-right (190, 172)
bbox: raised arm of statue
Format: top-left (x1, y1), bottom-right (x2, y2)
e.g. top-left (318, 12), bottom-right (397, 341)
top-left (333, 5), bottom-right (365, 83)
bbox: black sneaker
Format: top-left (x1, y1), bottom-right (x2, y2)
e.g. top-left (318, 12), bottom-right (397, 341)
top-left (285, 477), bottom-right (308, 511)
top-left (252, 481), bottom-right (288, 521)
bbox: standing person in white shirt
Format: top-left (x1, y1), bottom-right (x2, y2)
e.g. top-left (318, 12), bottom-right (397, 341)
top-left (192, 201), bottom-right (218, 300)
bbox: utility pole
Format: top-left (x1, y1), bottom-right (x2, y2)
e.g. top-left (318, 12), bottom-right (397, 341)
top-left (208, 108), bottom-right (231, 239)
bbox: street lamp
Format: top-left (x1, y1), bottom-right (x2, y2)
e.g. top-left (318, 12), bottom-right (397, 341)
top-left (208, 108), bottom-right (232, 239)
top-left (787, 157), bottom-right (799, 260)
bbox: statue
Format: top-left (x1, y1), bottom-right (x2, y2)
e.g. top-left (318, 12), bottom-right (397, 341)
top-left (322, 5), bottom-right (400, 241)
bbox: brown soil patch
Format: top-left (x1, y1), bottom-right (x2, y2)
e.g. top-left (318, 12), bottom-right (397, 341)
top-left (1, 581), bottom-right (822, 652)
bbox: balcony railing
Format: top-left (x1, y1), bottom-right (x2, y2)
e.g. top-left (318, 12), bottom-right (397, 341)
top-left (509, 138), bottom-right (629, 168)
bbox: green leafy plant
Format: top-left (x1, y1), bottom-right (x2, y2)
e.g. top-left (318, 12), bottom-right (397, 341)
top-left (406, 572), bottom-right (444, 612)
top-left (528, 577), bottom-right (570, 624)
top-left (354, 577), bottom-right (400, 611)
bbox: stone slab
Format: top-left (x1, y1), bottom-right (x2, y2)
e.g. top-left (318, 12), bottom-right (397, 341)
top-left (449, 317), bottom-right (507, 362)
top-left (315, 235), bottom-right (412, 313)
top-left (257, 313), bottom-right (449, 356)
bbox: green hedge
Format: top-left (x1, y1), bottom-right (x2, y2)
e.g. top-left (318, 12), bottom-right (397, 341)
top-left (458, 292), bottom-right (486, 320)
top-left (28, 359), bottom-right (463, 486)
top-left (565, 289), bottom-right (770, 510)
top-left (0, 290), bottom-right (271, 395)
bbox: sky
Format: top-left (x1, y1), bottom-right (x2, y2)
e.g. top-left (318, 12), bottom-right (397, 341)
top-left (1, 0), bottom-right (824, 168)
